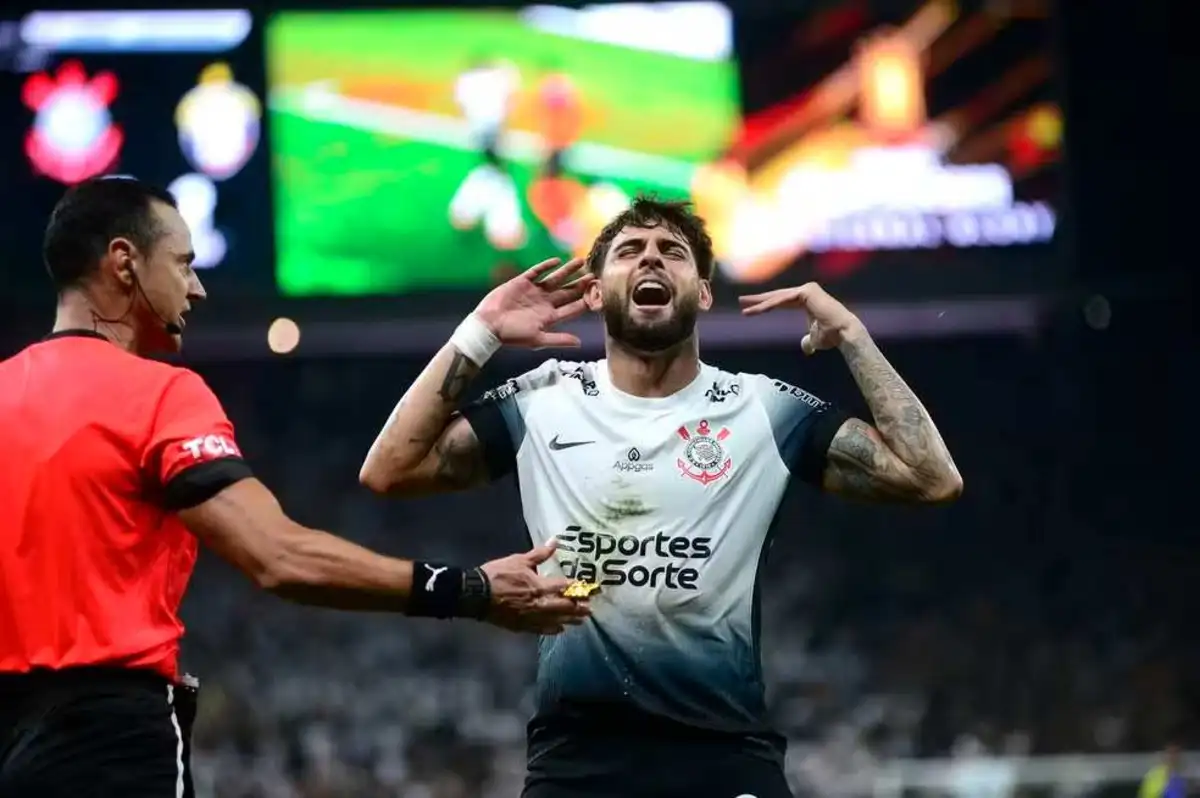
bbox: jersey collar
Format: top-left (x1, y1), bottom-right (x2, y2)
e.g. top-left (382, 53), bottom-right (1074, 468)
top-left (595, 359), bottom-right (711, 411)
top-left (42, 329), bottom-right (109, 342)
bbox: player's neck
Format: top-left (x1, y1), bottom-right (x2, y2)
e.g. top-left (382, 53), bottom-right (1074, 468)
top-left (604, 337), bottom-right (700, 398)
top-left (53, 290), bottom-right (139, 353)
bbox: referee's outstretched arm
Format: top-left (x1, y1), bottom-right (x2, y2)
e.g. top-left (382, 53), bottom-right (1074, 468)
top-left (9, 176), bottom-right (585, 642)
top-left (179, 477), bottom-right (588, 634)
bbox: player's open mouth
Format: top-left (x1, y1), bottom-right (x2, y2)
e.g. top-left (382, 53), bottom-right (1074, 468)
top-left (631, 279), bottom-right (672, 308)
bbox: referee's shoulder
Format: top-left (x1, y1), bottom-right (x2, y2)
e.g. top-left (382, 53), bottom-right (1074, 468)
top-left (127, 353), bottom-right (207, 387)
top-left (102, 352), bottom-right (216, 407)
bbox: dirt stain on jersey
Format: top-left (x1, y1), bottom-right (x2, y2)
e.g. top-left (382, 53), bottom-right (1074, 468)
top-left (600, 496), bottom-right (652, 521)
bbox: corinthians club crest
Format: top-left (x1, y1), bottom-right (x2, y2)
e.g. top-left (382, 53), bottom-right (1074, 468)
top-left (677, 420), bottom-right (733, 485)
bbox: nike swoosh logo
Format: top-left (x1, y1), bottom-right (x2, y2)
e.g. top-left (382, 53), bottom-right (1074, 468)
top-left (549, 435), bottom-right (594, 451)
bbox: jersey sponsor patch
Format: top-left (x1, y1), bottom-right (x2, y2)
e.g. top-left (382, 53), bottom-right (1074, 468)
top-left (676, 420), bottom-right (733, 485)
top-left (771, 379), bottom-right (824, 408)
top-left (556, 525), bottom-right (712, 591)
top-left (612, 446), bottom-right (653, 473)
top-left (179, 433), bottom-right (240, 461)
top-left (479, 378), bottom-right (520, 403)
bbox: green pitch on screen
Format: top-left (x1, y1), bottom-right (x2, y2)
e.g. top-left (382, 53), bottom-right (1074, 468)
top-left (268, 9), bottom-right (740, 296)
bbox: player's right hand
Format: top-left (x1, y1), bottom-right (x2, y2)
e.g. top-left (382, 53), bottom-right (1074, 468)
top-left (480, 540), bottom-right (591, 634)
top-left (473, 257), bottom-right (595, 349)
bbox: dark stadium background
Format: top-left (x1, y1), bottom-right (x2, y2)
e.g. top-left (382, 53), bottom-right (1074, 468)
top-left (0, 0), bottom-right (1190, 796)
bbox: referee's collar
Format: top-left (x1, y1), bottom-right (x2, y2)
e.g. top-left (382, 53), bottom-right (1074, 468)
top-left (43, 329), bottom-right (109, 343)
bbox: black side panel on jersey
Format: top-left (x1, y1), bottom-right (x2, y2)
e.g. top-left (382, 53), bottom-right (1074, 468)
top-left (163, 459), bottom-right (254, 510)
top-left (788, 406), bottom-right (851, 486)
top-left (460, 402), bottom-right (519, 480)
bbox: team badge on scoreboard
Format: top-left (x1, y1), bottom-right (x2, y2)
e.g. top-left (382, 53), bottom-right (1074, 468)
top-left (22, 60), bottom-right (123, 185)
top-left (175, 62), bottom-right (261, 181)
top-left (676, 420), bottom-right (732, 485)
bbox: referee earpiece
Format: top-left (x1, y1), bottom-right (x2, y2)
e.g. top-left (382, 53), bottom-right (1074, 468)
top-left (119, 258), bottom-right (136, 288)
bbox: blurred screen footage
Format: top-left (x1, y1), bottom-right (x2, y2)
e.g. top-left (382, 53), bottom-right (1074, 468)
top-left (0, 1), bottom-right (1062, 308)
top-left (266, 3), bottom-right (740, 296)
top-left (719, 0), bottom-right (1061, 295)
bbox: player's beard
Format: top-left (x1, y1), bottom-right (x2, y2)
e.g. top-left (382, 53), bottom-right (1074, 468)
top-left (603, 286), bottom-right (699, 354)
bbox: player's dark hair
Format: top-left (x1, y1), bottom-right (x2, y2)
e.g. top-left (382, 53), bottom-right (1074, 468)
top-left (42, 176), bottom-right (177, 292)
top-left (586, 196), bottom-right (715, 280)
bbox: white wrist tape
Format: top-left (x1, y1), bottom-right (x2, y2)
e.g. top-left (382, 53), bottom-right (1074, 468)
top-left (450, 313), bottom-right (501, 367)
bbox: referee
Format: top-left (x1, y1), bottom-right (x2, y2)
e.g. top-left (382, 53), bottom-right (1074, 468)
top-left (0, 177), bottom-right (589, 798)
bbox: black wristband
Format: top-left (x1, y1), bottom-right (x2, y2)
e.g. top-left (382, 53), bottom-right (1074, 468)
top-left (459, 566), bottom-right (491, 620)
top-left (408, 562), bottom-right (491, 619)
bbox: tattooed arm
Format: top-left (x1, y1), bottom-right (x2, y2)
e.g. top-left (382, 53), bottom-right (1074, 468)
top-left (741, 282), bottom-right (960, 503)
top-left (359, 257), bottom-right (590, 497)
top-left (359, 344), bottom-right (491, 496)
top-left (823, 326), bottom-right (962, 502)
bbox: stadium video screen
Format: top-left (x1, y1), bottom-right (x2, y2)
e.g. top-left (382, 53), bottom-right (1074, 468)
top-left (713, 0), bottom-right (1061, 296)
top-left (0, 9), bottom-right (274, 299)
top-left (267, 3), bottom-right (740, 297)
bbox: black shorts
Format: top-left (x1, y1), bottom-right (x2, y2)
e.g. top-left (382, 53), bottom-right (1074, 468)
top-left (523, 725), bottom-right (792, 798)
top-left (0, 667), bottom-right (197, 798)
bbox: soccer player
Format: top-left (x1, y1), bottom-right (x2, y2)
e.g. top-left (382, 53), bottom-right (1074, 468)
top-left (360, 197), bottom-right (962, 798)
top-left (449, 56), bottom-right (526, 249)
top-left (0, 177), bottom-right (589, 798)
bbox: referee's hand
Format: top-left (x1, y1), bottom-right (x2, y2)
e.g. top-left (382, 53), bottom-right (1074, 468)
top-left (481, 542), bottom-right (591, 635)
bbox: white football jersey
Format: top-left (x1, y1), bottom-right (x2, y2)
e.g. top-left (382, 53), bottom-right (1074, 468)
top-left (461, 359), bottom-right (846, 743)
top-left (454, 65), bottom-right (518, 131)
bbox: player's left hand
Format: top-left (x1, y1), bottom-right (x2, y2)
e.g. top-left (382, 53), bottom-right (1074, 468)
top-left (738, 282), bottom-right (865, 355)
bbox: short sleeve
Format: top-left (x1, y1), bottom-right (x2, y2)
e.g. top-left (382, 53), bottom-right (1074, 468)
top-left (458, 360), bottom-right (558, 481)
top-left (748, 374), bottom-right (850, 486)
top-left (144, 370), bottom-right (253, 510)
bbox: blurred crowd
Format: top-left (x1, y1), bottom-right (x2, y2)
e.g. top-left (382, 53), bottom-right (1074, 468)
top-left (179, 339), bottom-right (1197, 798)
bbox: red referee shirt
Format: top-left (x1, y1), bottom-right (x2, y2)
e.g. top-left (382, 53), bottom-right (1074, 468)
top-left (0, 330), bottom-right (252, 680)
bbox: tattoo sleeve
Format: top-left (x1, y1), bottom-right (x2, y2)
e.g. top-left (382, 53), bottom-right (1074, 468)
top-left (829, 330), bottom-right (961, 502)
top-left (825, 419), bottom-right (921, 500)
top-left (360, 343), bottom-right (485, 494)
top-left (436, 352), bottom-right (476, 404)
top-left (429, 422), bottom-right (488, 487)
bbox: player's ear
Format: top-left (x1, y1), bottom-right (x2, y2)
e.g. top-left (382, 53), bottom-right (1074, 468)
top-left (698, 279), bottom-right (713, 312)
top-left (584, 273), bottom-right (603, 313)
